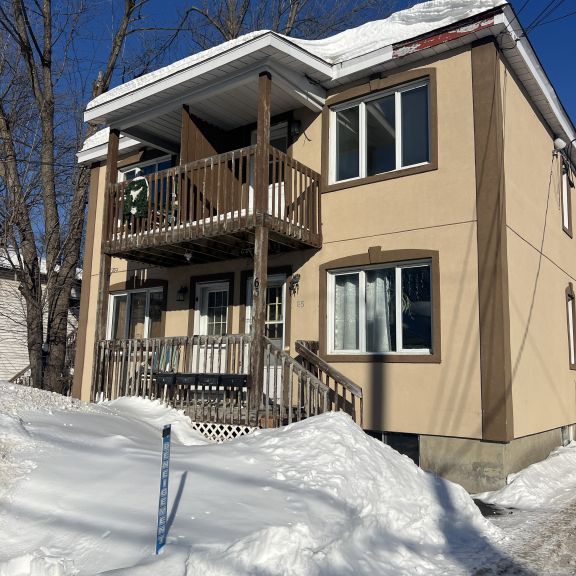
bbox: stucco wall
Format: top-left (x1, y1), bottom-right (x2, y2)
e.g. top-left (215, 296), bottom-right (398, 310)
top-left (78, 49), bottom-right (484, 439)
top-left (501, 59), bottom-right (576, 438)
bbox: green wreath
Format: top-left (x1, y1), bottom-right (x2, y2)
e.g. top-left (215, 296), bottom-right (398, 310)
top-left (123, 177), bottom-right (149, 218)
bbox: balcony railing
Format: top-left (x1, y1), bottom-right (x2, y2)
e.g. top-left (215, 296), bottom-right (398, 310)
top-left (93, 335), bottom-right (363, 429)
top-left (104, 144), bottom-right (321, 258)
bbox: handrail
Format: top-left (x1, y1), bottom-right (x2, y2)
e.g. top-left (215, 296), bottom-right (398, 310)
top-left (263, 337), bottom-right (329, 394)
top-left (295, 341), bottom-right (363, 398)
top-left (295, 340), bottom-right (363, 427)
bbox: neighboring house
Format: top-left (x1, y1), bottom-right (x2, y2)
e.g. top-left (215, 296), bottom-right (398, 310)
top-left (74, 0), bottom-right (576, 492)
top-left (0, 261), bottom-right (32, 381)
top-left (0, 252), bottom-right (81, 385)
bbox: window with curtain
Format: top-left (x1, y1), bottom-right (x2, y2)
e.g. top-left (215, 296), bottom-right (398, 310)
top-left (332, 80), bottom-right (430, 183)
top-left (108, 288), bottom-right (163, 339)
top-left (329, 261), bottom-right (432, 354)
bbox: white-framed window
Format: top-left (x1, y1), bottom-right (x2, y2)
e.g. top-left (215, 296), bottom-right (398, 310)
top-left (330, 80), bottom-right (430, 183)
top-left (245, 274), bottom-right (286, 350)
top-left (567, 284), bottom-right (576, 369)
top-left (561, 160), bottom-right (573, 235)
top-left (119, 156), bottom-right (172, 182)
top-left (328, 260), bottom-right (432, 355)
top-left (107, 288), bottom-right (163, 340)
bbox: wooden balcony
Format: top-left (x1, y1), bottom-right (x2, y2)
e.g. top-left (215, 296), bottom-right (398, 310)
top-left (103, 144), bottom-right (322, 265)
top-left (92, 335), bottom-right (363, 429)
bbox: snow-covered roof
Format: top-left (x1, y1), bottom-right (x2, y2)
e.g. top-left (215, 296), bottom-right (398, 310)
top-left (289, 0), bottom-right (506, 63)
top-left (87, 0), bottom-right (505, 113)
top-left (81, 0), bottom-right (575, 165)
top-left (0, 248), bottom-right (82, 280)
top-left (77, 127), bottom-right (142, 164)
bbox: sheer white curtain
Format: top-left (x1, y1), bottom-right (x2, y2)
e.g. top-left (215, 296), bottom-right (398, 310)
top-left (366, 269), bottom-right (394, 353)
top-left (334, 274), bottom-right (359, 350)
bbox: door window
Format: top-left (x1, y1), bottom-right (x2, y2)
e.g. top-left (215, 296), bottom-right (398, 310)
top-left (197, 282), bottom-right (230, 336)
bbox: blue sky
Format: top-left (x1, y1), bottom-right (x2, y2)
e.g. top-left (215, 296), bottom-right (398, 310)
top-left (507, 0), bottom-right (576, 123)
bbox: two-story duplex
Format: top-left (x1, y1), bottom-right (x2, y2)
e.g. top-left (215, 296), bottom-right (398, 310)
top-left (74, 0), bottom-right (576, 492)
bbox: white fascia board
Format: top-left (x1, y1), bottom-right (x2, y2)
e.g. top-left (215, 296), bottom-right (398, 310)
top-left (333, 45), bottom-right (394, 79)
top-left (84, 34), bottom-right (332, 125)
top-left (499, 7), bottom-right (575, 142)
top-left (76, 135), bottom-right (141, 165)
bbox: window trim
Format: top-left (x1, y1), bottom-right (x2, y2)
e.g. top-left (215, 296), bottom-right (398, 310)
top-left (118, 155), bottom-right (172, 182)
top-left (107, 286), bottom-right (164, 340)
top-left (561, 160), bottom-right (573, 238)
top-left (319, 248), bottom-right (441, 363)
top-left (566, 283), bottom-right (576, 370)
top-left (330, 79), bottom-right (430, 184)
top-left (322, 68), bottom-right (438, 194)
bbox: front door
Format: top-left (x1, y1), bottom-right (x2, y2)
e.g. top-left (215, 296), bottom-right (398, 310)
top-left (194, 281), bottom-right (229, 372)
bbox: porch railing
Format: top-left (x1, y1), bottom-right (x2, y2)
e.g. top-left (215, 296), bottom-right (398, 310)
top-left (92, 335), bottom-right (362, 429)
top-left (295, 340), bottom-right (364, 427)
top-left (92, 334), bottom-right (251, 400)
top-left (105, 144), bottom-right (321, 253)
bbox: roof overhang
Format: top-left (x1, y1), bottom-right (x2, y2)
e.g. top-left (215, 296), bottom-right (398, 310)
top-left (81, 3), bottom-right (575, 168)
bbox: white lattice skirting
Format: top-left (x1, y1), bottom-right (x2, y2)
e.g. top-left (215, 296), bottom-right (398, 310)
top-left (190, 421), bottom-right (258, 443)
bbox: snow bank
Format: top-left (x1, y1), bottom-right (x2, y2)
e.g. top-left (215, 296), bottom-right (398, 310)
top-left (0, 385), bottom-right (505, 575)
top-left (0, 382), bottom-right (93, 416)
top-left (478, 441), bottom-right (576, 511)
top-left (104, 396), bottom-right (207, 446)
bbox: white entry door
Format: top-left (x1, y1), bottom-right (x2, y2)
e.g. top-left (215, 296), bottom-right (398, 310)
top-left (245, 275), bottom-right (286, 400)
top-left (194, 282), bottom-right (229, 373)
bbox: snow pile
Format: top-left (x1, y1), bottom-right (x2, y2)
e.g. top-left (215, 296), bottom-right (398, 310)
top-left (86, 0), bottom-right (506, 112)
top-left (290, 0), bottom-right (506, 63)
top-left (104, 396), bottom-right (208, 446)
top-left (0, 382), bottom-right (93, 416)
top-left (0, 385), bottom-right (508, 575)
top-left (478, 441), bottom-right (576, 511)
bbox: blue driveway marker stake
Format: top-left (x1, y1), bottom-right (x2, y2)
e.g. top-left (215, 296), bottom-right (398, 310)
top-left (156, 424), bottom-right (171, 554)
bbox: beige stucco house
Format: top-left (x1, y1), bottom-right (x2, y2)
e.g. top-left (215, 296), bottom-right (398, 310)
top-left (74, 1), bottom-right (576, 492)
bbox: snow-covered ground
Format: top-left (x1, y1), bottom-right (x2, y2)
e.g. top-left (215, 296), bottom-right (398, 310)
top-left (0, 382), bottom-right (575, 575)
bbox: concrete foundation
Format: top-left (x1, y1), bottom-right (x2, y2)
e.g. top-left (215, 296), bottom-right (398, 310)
top-left (420, 427), bottom-right (563, 493)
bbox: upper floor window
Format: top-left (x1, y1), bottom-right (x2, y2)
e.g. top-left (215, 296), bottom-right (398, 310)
top-left (328, 259), bottom-right (432, 355)
top-left (108, 288), bottom-right (163, 340)
top-left (120, 156), bottom-right (172, 182)
top-left (331, 80), bottom-right (430, 183)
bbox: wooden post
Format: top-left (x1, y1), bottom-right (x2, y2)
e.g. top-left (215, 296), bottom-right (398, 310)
top-left (249, 71), bottom-right (271, 419)
top-left (255, 72), bottom-right (271, 212)
top-left (180, 105), bottom-right (192, 165)
top-left (250, 225), bottom-right (269, 416)
top-left (96, 128), bottom-right (120, 343)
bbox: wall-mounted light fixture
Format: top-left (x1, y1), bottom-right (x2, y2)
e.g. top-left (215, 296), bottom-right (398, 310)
top-left (289, 273), bottom-right (301, 295)
top-left (290, 120), bottom-right (302, 140)
top-left (176, 286), bottom-right (189, 302)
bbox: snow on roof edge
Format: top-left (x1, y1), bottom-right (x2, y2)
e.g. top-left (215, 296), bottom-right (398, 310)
top-left (86, 0), bottom-right (507, 113)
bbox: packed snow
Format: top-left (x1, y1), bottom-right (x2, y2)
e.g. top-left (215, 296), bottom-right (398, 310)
top-left (87, 0), bottom-right (506, 111)
top-left (289, 0), bottom-right (506, 63)
top-left (1, 382), bottom-right (575, 575)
